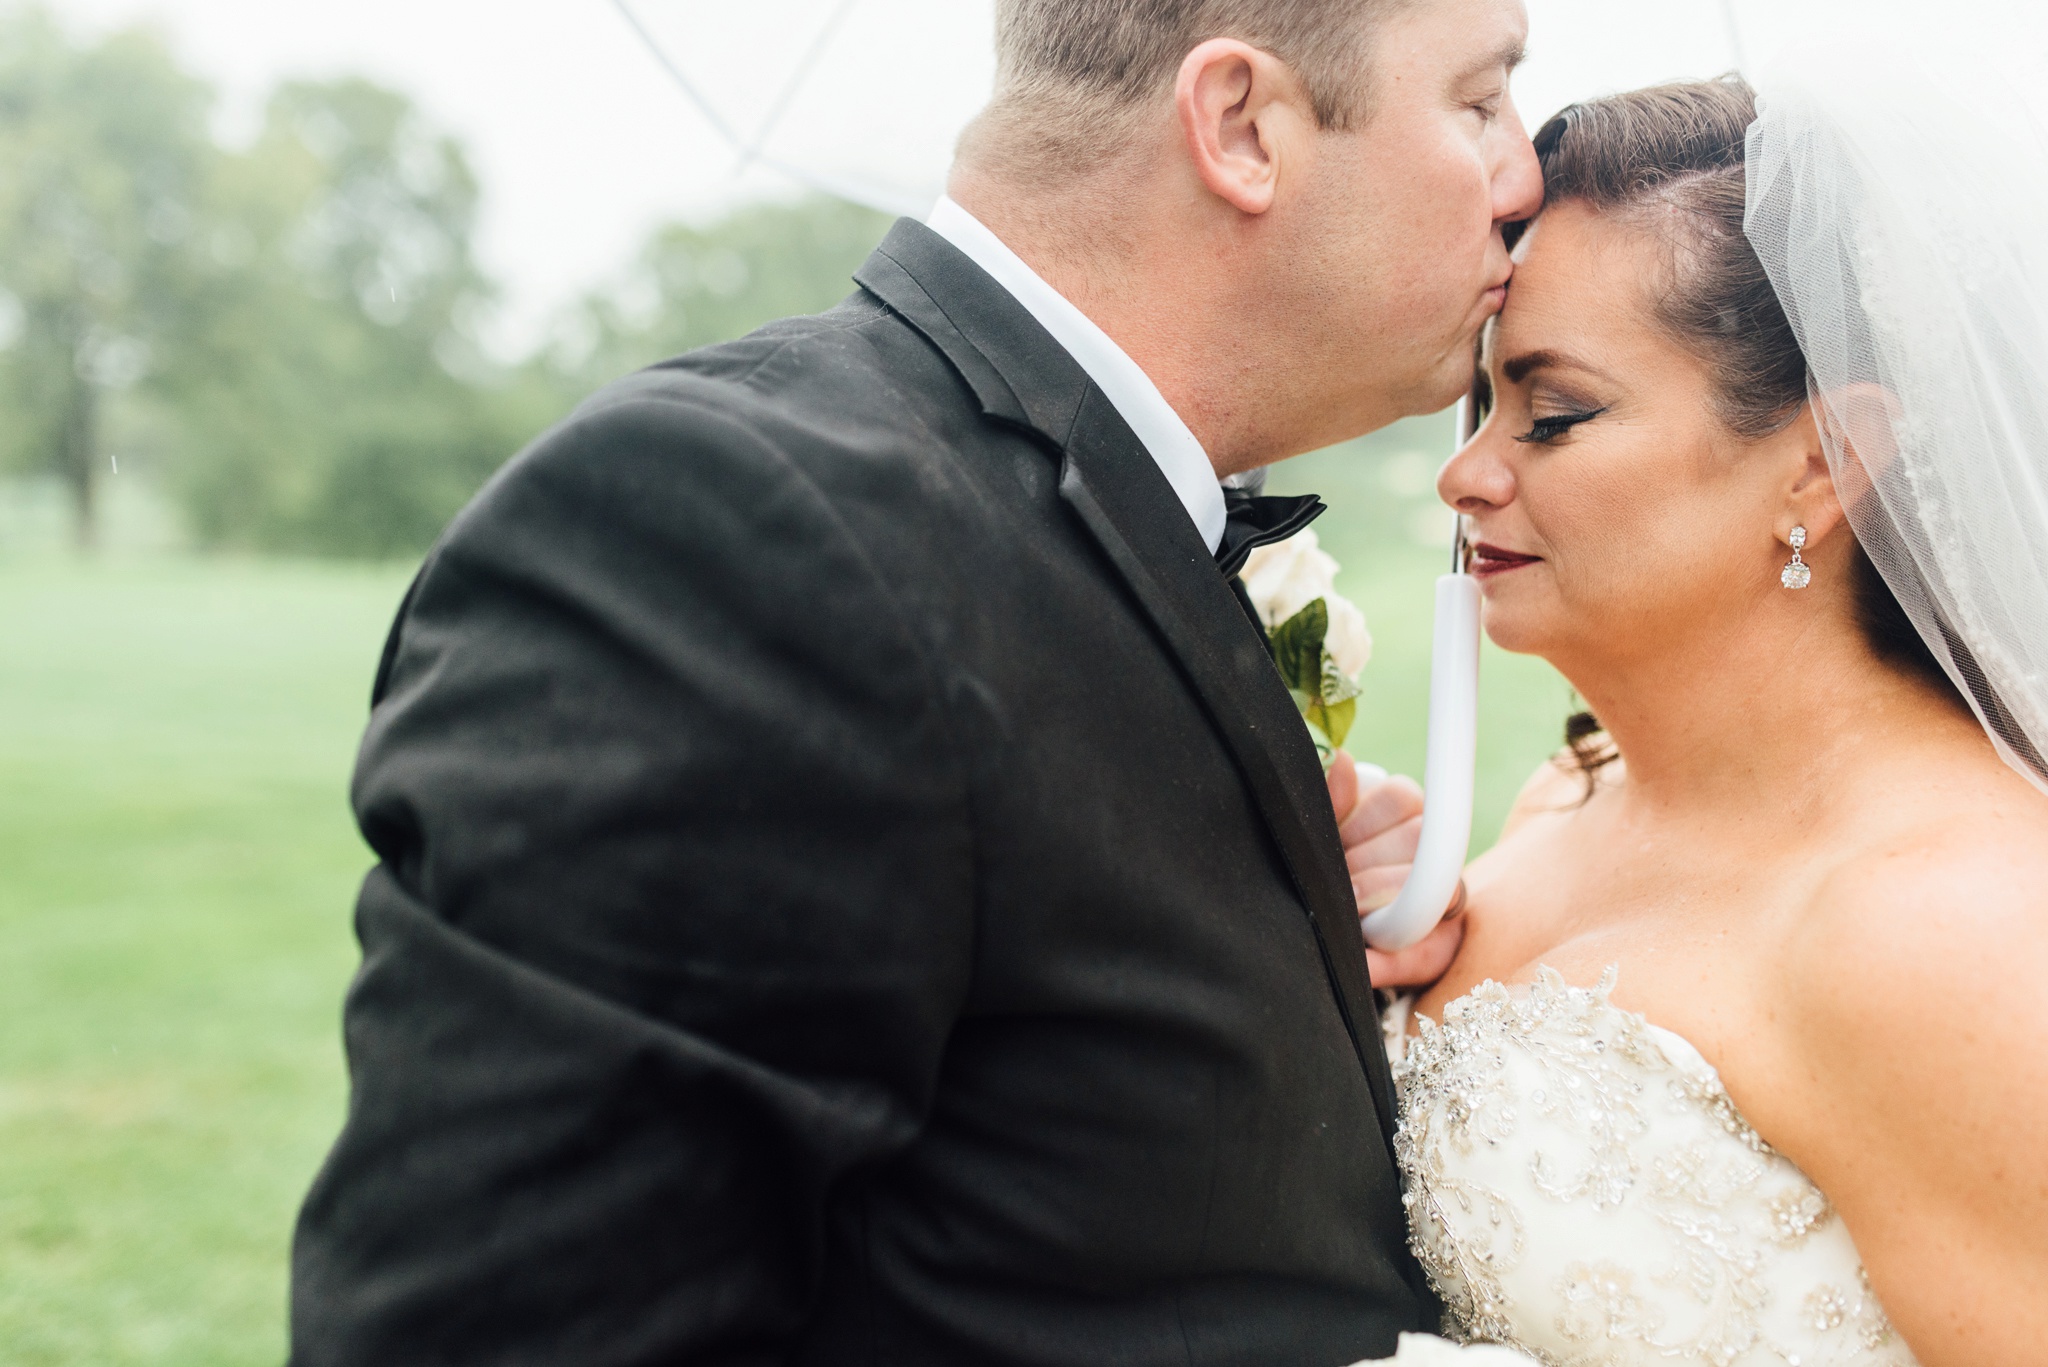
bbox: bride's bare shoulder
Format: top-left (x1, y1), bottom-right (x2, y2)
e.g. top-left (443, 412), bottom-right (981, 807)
top-left (1783, 764), bottom-right (2048, 1042)
top-left (1762, 749), bottom-right (2048, 1094)
top-left (1798, 759), bottom-right (2048, 984)
top-left (1765, 765), bottom-right (2048, 1359)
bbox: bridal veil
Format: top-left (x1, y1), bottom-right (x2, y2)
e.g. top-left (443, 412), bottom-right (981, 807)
top-left (1745, 41), bottom-right (2048, 794)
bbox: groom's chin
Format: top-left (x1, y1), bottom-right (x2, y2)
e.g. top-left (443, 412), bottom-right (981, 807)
top-left (1409, 354), bottom-right (1483, 421)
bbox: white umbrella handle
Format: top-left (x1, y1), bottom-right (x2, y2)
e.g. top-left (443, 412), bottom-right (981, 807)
top-left (1359, 572), bottom-right (1479, 950)
top-left (1359, 393), bottom-right (1484, 952)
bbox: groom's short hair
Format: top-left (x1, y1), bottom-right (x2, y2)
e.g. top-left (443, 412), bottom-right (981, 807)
top-left (961, 0), bottom-right (1388, 180)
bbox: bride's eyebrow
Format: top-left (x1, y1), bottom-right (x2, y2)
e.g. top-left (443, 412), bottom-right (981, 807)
top-left (1502, 349), bottom-right (1613, 387)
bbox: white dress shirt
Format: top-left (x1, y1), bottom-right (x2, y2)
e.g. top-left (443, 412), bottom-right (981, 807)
top-left (925, 196), bottom-right (1228, 554)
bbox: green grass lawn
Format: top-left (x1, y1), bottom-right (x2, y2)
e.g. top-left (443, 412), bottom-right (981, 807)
top-left (0, 556), bottom-right (414, 1366)
top-left (0, 442), bottom-right (1571, 1361)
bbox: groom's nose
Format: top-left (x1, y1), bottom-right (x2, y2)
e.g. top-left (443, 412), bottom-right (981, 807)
top-left (1490, 99), bottom-right (1545, 230)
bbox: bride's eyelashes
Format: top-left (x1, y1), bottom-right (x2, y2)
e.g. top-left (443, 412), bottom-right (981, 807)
top-left (1516, 407), bottom-right (1609, 445)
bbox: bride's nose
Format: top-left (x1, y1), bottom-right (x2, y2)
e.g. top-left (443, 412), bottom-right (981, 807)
top-left (1437, 415), bottom-right (1517, 514)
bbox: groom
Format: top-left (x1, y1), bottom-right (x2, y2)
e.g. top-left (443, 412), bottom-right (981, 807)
top-left (290, 1), bottom-right (1540, 1362)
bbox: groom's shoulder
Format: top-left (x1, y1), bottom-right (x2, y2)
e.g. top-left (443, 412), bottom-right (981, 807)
top-left (438, 295), bottom-right (1003, 559)
top-left (601, 292), bottom-right (963, 439)
top-left (523, 294), bottom-right (984, 492)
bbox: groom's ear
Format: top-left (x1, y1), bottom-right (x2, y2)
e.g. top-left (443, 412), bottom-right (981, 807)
top-left (1175, 39), bottom-right (1315, 216)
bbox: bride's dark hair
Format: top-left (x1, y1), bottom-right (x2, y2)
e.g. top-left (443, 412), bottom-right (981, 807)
top-left (1524, 76), bottom-right (1952, 782)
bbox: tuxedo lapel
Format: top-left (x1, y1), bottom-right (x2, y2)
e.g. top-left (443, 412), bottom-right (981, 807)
top-left (1056, 397), bottom-right (1401, 1150)
top-left (854, 225), bottom-right (1078, 437)
top-left (857, 221), bottom-right (1401, 1150)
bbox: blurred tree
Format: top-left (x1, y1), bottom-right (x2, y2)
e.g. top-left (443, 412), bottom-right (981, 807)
top-left (552, 195), bottom-right (895, 391)
top-left (170, 110), bottom-right (895, 557)
top-left (0, 6), bottom-right (214, 547)
top-left (158, 77), bottom-right (524, 557)
top-left (0, 3), bottom-right (901, 559)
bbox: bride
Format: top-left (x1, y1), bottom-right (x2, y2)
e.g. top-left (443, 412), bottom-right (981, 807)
top-left (1343, 57), bottom-right (2048, 1367)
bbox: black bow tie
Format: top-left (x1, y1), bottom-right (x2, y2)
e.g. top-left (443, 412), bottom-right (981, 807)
top-left (1214, 488), bottom-right (1326, 578)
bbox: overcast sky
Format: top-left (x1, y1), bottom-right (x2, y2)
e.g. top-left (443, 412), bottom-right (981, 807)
top-left (48, 0), bottom-right (2035, 355)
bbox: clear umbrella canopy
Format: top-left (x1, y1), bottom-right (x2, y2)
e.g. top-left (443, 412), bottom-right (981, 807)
top-left (612, 0), bottom-right (997, 215)
top-left (611, 0), bottom-right (2048, 217)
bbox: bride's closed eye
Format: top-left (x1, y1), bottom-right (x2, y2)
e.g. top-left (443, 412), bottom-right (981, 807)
top-left (1516, 407), bottom-right (1607, 445)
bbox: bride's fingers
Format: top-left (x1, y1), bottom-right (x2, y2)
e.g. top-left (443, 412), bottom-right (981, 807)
top-left (1364, 916), bottom-right (1465, 990)
top-left (1346, 814), bottom-right (1424, 876)
top-left (1324, 748), bottom-right (1361, 824)
top-left (1352, 863), bottom-right (1412, 913)
top-left (1338, 773), bottom-right (1424, 848)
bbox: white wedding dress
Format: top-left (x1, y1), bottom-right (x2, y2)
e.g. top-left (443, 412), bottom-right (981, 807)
top-left (1381, 971), bottom-right (1918, 1367)
top-left (1350, 35), bottom-right (2048, 1367)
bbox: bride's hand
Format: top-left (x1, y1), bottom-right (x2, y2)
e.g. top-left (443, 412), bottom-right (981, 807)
top-left (1325, 752), bottom-right (1466, 990)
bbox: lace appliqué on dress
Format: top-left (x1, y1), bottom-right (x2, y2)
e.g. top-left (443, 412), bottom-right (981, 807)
top-left (1391, 969), bottom-right (1916, 1367)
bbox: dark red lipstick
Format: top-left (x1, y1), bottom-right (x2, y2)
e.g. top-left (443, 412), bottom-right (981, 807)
top-left (1471, 542), bottom-right (1540, 579)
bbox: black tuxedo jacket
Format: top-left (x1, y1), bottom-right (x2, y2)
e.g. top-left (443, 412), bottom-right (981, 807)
top-left (290, 220), bottom-right (1436, 1366)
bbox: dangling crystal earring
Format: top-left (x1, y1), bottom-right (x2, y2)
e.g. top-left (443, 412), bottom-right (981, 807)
top-left (1780, 526), bottom-right (1812, 590)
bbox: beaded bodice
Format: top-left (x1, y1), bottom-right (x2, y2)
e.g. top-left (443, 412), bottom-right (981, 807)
top-left (1388, 970), bottom-right (1918, 1367)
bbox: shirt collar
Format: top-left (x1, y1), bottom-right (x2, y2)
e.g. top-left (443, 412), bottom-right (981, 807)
top-left (925, 196), bottom-right (1228, 554)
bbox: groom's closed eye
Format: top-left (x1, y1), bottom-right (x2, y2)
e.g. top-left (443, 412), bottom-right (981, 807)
top-left (1446, 38), bottom-right (1525, 116)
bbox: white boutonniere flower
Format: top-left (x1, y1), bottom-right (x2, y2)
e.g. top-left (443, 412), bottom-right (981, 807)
top-left (1241, 529), bottom-right (1371, 763)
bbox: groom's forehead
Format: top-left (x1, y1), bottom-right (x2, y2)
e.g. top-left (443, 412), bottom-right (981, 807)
top-left (1390, 0), bottom-right (1528, 74)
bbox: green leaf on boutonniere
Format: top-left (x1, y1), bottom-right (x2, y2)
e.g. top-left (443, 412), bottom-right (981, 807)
top-left (1268, 597), bottom-right (1362, 762)
top-left (1308, 695), bottom-right (1356, 754)
top-left (1267, 599), bottom-right (1329, 697)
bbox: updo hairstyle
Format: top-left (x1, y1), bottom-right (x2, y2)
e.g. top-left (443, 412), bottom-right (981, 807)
top-left (1522, 77), bottom-right (1949, 781)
